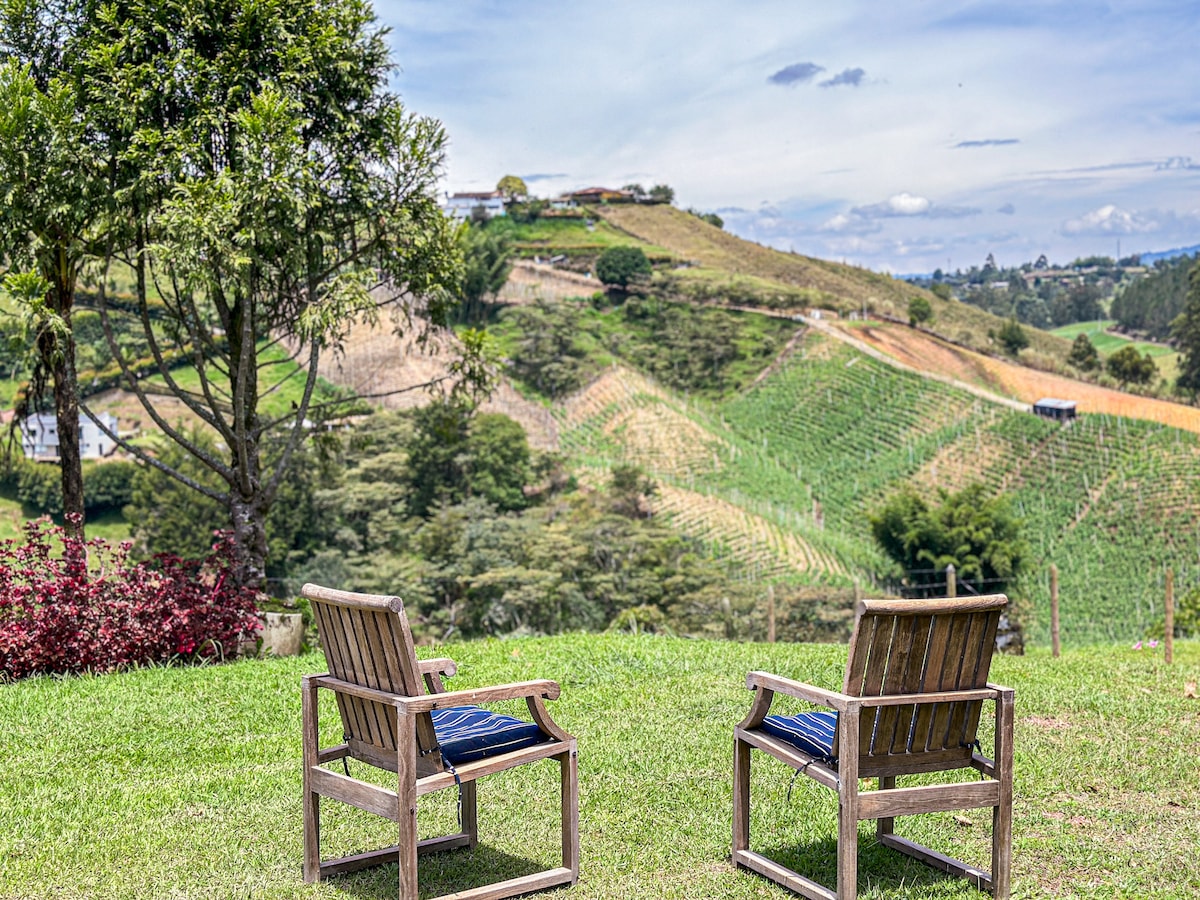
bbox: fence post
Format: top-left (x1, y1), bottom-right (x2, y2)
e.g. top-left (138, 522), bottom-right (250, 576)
top-left (945, 564), bottom-right (956, 599)
top-left (1050, 563), bottom-right (1060, 659)
top-left (766, 584), bottom-right (776, 644)
top-left (1165, 567), bottom-right (1174, 665)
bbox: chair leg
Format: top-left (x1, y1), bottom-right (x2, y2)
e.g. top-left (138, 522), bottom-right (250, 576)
top-left (837, 799), bottom-right (859, 900)
top-left (461, 781), bottom-right (479, 849)
top-left (732, 736), bottom-right (751, 856)
top-left (302, 787), bottom-right (320, 882)
top-left (397, 720), bottom-right (419, 899)
top-left (876, 776), bottom-right (896, 839)
top-left (561, 745), bottom-right (580, 882)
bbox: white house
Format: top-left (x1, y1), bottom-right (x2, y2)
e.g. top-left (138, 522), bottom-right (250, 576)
top-left (20, 411), bottom-right (119, 460)
top-left (442, 190), bottom-right (506, 221)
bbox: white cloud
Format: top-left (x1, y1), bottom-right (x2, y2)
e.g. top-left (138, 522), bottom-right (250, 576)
top-left (886, 192), bottom-right (931, 215)
top-left (1061, 205), bottom-right (1157, 235)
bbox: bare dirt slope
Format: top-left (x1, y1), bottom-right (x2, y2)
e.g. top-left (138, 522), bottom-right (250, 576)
top-left (316, 312), bottom-right (559, 449)
top-left (838, 320), bottom-right (1200, 434)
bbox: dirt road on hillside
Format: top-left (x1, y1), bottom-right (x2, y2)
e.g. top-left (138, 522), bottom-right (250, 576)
top-left (837, 321), bottom-right (1200, 434)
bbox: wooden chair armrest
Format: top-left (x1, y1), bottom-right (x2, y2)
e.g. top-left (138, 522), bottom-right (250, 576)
top-left (745, 671), bottom-right (851, 711)
top-left (987, 681), bottom-right (1015, 698)
top-left (398, 679), bottom-right (561, 713)
top-left (420, 657), bottom-right (457, 678)
top-left (852, 686), bottom-right (1002, 708)
top-left (419, 657), bottom-right (457, 693)
top-left (309, 674), bottom-right (407, 706)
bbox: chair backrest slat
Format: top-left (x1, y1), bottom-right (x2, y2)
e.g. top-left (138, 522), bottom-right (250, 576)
top-left (304, 584), bottom-right (442, 773)
top-left (835, 595), bottom-right (1007, 772)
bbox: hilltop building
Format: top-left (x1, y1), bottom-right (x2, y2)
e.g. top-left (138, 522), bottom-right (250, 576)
top-left (443, 190), bottom-right (506, 221)
top-left (20, 411), bottom-right (119, 460)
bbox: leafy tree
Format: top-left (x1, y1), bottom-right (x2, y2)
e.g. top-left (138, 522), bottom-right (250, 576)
top-left (495, 174), bottom-right (527, 200)
top-left (621, 183), bottom-right (646, 200)
top-left (1106, 344), bottom-right (1157, 388)
top-left (686, 208), bottom-right (723, 229)
top-left (404, 400), bottom-right (532, 518)
top-left (869, 483), bottom-right (1026, 598)
top-left (908, 295), bottom-right (933, 327)
top-left (0, 4), bottom-right (109, 535)
top-left (502, 298), bottom-right (589, 397)
top-left (1112, 253), bottom-right (1195, 340)
top-left (1173, 262), bottom-right (1200, 395)
top-left (1067, 333), bottom-right (1100, 371)
top-left (929, 282), bottom-right (953, 301)
top-left (997, 318), bottom-right (1028, 355)
top-left (648, 184), bottom-right (675, 204)
top-left (456, 224), bottom-right (512, 322)
top-left (72, 0), bottom-right (463, 590)
top-left (608, 464), bottom-right (656, 519)
top-left (596, 246), bottom-right (651, 290)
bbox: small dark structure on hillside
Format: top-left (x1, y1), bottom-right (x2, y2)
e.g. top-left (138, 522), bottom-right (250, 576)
top-left (1033, 398), bottom-right (1077, 422)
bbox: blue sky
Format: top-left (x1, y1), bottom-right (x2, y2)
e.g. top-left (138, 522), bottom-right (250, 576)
top-left (377, 1), bottom-right (1200, 274)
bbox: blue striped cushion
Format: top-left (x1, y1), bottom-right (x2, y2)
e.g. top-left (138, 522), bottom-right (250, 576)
top-left (430, 706), bottom-right (547, 764)
top-left (759, 710), bottom-right (838, 763)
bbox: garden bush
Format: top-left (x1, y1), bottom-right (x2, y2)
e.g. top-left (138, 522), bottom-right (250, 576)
top-left (0, 517), bottom-right (261, 680)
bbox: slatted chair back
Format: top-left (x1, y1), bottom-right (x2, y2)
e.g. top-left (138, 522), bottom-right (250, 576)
top-left (304, 584), bottom-right (443, 774)
top-left (839, 594), bottom-right (1006, 776)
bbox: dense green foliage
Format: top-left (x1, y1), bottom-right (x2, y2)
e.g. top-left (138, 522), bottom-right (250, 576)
top-left (1105, 344), bottom-right (1158, 387)
top-left (997, 317), bottom-right (1029, 355)
top-left (907, 295), bottom-right (932, 326)
top-left (1173, 262), bottom-right (1200, 394)
top-left (493, 296), bottom-right (794, 400)
top-left (456, 224), bottom-right (512, 323)
top-left (1067, 332), bottom-right (1099, 371)
top-left (869, 484), bottom-right (1027, 597)
top-left (596, 245), bottom-right (651, 289)
top-left (3, 458), bottom-right (137, 516)
top-left (278, 409), bottom-right (809, 642)
top-left (1112, 253), bottom-right (1197, 339)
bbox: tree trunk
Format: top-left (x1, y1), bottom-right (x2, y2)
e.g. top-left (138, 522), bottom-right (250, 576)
top-left (38, 280), bottom-right (85, 538)
top-left (229, 490), bottom-right (268, 594)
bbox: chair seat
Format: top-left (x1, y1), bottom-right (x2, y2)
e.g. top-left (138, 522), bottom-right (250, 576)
top-left (759, 710), bottom-right (838, 763)
top-left (431, 706), bottom-right (547, 764)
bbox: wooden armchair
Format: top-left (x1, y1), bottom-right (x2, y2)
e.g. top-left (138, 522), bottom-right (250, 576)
top-left (733, 595), bottom-right (1014, 900)
top-left (300, 584), bottom-right (579, 900)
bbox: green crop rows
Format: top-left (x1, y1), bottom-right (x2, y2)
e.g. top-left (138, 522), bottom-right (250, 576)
top-left (552, 327), bottom-right (1200, 646)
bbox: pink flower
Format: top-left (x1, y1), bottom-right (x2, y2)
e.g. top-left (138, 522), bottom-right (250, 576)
top-left (1132, 641), bottom-right (1143, 650)
top-left (1148, 639), bottom-right (1159, 648)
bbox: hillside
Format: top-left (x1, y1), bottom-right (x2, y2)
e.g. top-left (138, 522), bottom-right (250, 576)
top-left (547, 326), bottom-right (1200, 644)
top-left (311, 217), bottom-right (1200, 645)
top-left (592, 204), bottom-right (1077, 363)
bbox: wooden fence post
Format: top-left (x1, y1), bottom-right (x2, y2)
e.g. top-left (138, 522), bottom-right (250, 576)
top-left (945, 564), bottom-right (956, 599)
top-left (1050, 563), bottom-right (1060, 659)
top-left (766, 584), bottom-right (776, 644)
top-left (1165, 568), bottom-right (1174, 665)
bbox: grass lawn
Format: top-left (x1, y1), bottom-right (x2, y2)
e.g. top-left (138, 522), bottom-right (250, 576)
top-left (2, 634), bottom-right (1198, 899)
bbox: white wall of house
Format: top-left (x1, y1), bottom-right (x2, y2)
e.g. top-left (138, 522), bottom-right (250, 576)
top-left (20, 412), bottom-right (119, 460)
top-left (443, 193), bottom-right (506, 221)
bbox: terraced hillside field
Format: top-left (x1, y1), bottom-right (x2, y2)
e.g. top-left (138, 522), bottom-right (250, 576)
top-left (554, 327), bottom-right (1200, 645)
top-left (843, 321), bottom-right (1200, 434)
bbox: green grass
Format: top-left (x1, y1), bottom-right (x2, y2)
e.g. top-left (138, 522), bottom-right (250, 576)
top-left (1, 634), bottom-right (1198, 898)
top-left (1050, 320), bottom-right (1179, 359)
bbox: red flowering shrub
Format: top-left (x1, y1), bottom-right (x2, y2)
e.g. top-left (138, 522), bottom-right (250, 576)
top-left (0, 516), bottom-right (261, 680)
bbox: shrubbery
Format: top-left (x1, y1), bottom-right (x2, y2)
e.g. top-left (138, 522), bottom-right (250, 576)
top-left (0, 517), bottom-right (260, 680)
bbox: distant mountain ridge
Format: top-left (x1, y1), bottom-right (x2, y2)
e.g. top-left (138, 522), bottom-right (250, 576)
top-left (1136, 243), bottom-right (1200, 264)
